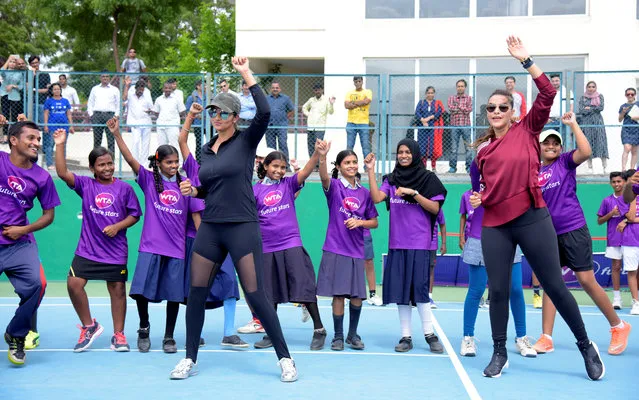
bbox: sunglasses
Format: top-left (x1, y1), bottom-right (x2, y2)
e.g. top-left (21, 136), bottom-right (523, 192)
top-left (626, 93), bottom-right (636, 97)
top-left (486, 104), bottom-right (511, 113)
top-left (209, 109), bottom-right (234, 120)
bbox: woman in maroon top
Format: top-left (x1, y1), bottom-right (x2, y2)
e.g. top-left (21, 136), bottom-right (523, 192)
top-left (470, 37), bottom-right (603, 380)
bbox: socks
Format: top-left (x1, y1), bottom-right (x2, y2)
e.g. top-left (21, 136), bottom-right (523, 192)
top-left (347, 303), bottom-right (362, 338)
top-left (165, 301), bottom-right (180, 338)
top-left (303, 302), bottom-right (324, 330)
top-left (333, 313), bottom-right (344, 339)
top-left (398, 304), bottom-right (412, 337)
top-left (612, 321), bottom-right (625, 329)
top-left (416, 302), bottom-right (434, 335)
top-left (533, 285), bottom-right (540, 296)
top-left (429, 292), bottom-right (433, 299)
top-left (223, 298), bottom-right (237, 337)
top-left (614, 290), bottom-right (621, 300)
top-left (136, 298), bottom-right (150, 329)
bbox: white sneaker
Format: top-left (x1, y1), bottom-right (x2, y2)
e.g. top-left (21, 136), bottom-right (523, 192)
top-left (631, 299), bottom-right (639, 315)
top-left (515, 336), bottom-right (538, 358)
top-left (430, 298), bottom-right (438, 309)
top-left (613, 298), bottom-right (622, 310)
top-left (170, 358), bottom-right (198, 380)
top-left (460, 336), bottom-right (476, 357)
top-left (367, 294), bottom-right (383, 306)
top-left (301, 305), bottom-right (311, 323)
top-left (278, 357), bottom-right (298, 382)
top-left (237, 318), bottom-right (265, 334)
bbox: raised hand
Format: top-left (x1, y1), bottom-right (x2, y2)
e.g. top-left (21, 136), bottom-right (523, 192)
top-left (631, 171), bottom-right (639, 185)
top-left (124, 76), bottom-right (132, 86)
top-left (506, 36), bottom-right (529, 62)
top-left (364, 153), bottom-right (376, 171)
top-left (231, 57), bottom-right (250, 73)
top-left (16, 114), bottom-right (27, 122)
top-left (561, 111), bottom-right (577, 126)
top-left (329, 96), bottom-right (336, 104)
top-left (180, 179), bottom-right (194, 197)
top-left (189, 102), bottom-right (203, 115)
top-left (289, 158), bottom-right (300, 172)
top-left (106, 117), bottom-right (120, 136)
top-left (53, 129), bottom-right (67, 145)
top-left (315, 139), bottom-right (331, 156)
top-left (470, 191), bottom-right (482, 209)
top-left (0, 114), bottom-right (6, 125)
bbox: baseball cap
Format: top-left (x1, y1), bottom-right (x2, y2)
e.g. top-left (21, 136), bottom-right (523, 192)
top-left (206, 92), bottom-right (241, 114)
top-left (539, 129), bottom-right (562, 145)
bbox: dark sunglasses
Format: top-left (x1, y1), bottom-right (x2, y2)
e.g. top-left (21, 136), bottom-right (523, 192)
top-left (486, 104), bottom-right (510, 113)
top-left (209, 109), bottom-right (234, 120)
top-left (626, 93), bottom-right (636, 97)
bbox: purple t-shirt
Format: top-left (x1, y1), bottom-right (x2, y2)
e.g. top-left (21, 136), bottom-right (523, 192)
top-left (379, 179), bottom-right (440, 250)
top-left (597, 194), bottom-right (628, 247)
top-left (430, 208), bottom-right (446, 250)
top-left (72, 175), bottom-right (142, 264)
top-left (622, 196), bottom-right (639, 247)
top-left (254, 174), bottom-right (303, 253)
top-left (136, 168), bottom-right (189, 259)
top-left (182, 154), bottom-right (205, 239)
top-left (323, 178), bottom-right (378, 258)
top-left (539, 150), bottom-right (587, 235)
top-left (459, 190), bottom-right (473, 240)
top-left (0, 151), bottom-right (61, 245)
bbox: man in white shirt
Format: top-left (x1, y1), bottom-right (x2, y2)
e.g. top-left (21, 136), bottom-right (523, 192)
top-left (219, 79), bottom-right (238, 96)
top-left (302, 83), bottom-right (335, 167)
top-left (124, 79), bottom-right (154, 164)
top-left (150, 82), bottom-right (186, 154)
top-left (87, 72), bottom-right (121, 153)
top-left (120, 48), bottom-right (147, 84)
top-left (166, 78), bottom-right (185, 107)
top-left (58, 74), bottom-right (80, 110)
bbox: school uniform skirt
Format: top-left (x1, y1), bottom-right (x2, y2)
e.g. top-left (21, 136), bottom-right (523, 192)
top-left (382, 249), bottom-right (431, 305)
top-left (184, 236), bottom-right (240, 309)
top-left (129, 251), bottom-right (186, 303)
top-left (316, 251), bottom-right (366, 299)
top-left (263, 246), bottom-right (317, 304)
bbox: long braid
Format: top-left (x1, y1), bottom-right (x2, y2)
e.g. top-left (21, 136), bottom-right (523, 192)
top-left (331, 162), bottom-right (339, 179)
top-left (149, 156), bottom-right (164, 194)
top-left (175, 170), bottom-right (183, 186)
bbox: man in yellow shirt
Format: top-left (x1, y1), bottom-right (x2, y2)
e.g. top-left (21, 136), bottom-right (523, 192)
top-left (344, 76), bottom-right (373, 158)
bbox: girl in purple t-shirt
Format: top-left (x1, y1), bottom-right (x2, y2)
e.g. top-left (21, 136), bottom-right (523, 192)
top-left (253, 148), bottom-right (327, 350)
top-left (536, 112), bottom-right (630, 356)
top-left (366, 138), bottom-right (446, 353)
top-left (316, 142), bottom-right (378, 351)
top-left (109, 117), bottom-right (196, 354)
top-left (53, 130), bottom-right (141, 352)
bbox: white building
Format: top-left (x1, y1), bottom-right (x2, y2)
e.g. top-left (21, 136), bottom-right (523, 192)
top-left (236, 0), bottom-right (639, 172)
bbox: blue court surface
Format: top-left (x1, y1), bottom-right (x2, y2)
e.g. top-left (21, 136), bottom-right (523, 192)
top-left (1, 297), bottom-right (636, 400)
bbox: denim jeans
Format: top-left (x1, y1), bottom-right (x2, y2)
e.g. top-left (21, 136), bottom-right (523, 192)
top-left (42, 127), bottom-right (68, 167)
top-left (265, 127), bottom-right (289, 159)
top-left (449, 127), bottom-right (472, 172)
top-left (346, 122), bottom-right (371, 157)
top-left (307, 130), bottom-right (325, 159)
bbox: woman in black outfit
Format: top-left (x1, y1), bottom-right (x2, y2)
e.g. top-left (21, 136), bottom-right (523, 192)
top-left (170, 57), bottom-right (297, 382)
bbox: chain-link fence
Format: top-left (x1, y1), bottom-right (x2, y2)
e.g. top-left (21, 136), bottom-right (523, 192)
top-left (0, 69), bottom-right (29, 143)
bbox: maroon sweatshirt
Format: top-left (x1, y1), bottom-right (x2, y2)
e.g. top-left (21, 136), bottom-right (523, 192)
top-left (476, 74), bottom-right (556, 227)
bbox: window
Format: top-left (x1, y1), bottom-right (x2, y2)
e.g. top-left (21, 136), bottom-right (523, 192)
top-left (366, 0), bottom-right (415, 18)
top-left (420, 0), bottom-right (470, 18)
top-left (532, 0), bottom-right (586, 16)
top-left (477, 0), bottom-right (528, 17)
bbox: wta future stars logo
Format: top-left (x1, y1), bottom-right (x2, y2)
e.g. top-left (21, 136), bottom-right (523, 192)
top-left (7, 176), bottom-right (27, 193)
top-left (538, 169), bottom-right (553, 187)
top-left (342, 197), bottom-right (361, 211)
top-left (263, 190), bottom-right (283, 207)
top-left (159, 189), bottom-right (180, 206)
top-left (95, 193), bottom-right (115, 209)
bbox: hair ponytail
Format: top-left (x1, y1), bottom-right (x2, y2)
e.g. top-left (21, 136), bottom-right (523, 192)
top-left (331, 163), bottom-right (339, 179)
top-left (148, 154), bottom-right (164, 194)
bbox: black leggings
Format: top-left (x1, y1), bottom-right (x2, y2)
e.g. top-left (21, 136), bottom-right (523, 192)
top-left (185, 221), bottom-right (290, 362)
top-left (481, 207), bottom-right (588, 345)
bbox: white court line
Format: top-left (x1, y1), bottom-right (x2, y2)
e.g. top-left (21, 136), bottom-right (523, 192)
top-left (432, 314), bottom-right (482, 400)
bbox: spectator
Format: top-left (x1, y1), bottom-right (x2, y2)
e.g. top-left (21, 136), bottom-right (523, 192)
top-left (302, 83), bottom-right (335, 167)
top-left (266, 81), bottom-right (294, 158)
top-left (166, 78), bottom-right (185, 106)
top-left (504, 75), bottom-right (526, 121)
top-left (1, 55), bottom-right (25, 123)
top-left (120, 48), bottom-right (147, 84)
top-left (548, 74), bottom-right (565, 127)
top-left (344, 76), bottom-right (373, 161)
top-left (28, 55), bottom-right (51, 124)
top-left (87, 72), bottom-right (120, 153)
top-left (238, 80), bottom-right (256, 127)
top-left (619, 87), bottom-right (639, 171)
top-left (43, 83), bottom-right (74, 170)
top-left (124, 78), bottom-right (154, 165)
top-left (414, 86), bottom-right (444, 171)
top-left (218, 78), bottom-right (238, 96)
top-left (15, 58), bottom-right (28, 70)
top-left (578, 80), bottom-right (608, 173)
top-left (447, 79), bottom-right (473, 173)
top-left (149, 81), bottom-right (186, 153)
top-left (185, 79), bottom-right (205, 161)
top-left (58, 74), bottom-right (80, 110)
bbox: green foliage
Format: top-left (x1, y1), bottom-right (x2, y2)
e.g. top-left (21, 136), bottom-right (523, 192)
top-left (0, 0), bottom-right (60, 58)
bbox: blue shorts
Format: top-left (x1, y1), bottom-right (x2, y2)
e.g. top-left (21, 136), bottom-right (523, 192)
top-left (364, 235), bottom-right (374, 260)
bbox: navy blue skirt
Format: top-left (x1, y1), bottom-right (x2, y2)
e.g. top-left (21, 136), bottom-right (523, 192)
top-left (263, 246), bottom-right (317, 304)
top-left (316, 251), bottom-right (366, 299)
top-left (382, 249), bottom-right (431, 305)
top-left (184, 236), bottom-right (240, 310)
top-left (129, 252), bottom-right (187, 303)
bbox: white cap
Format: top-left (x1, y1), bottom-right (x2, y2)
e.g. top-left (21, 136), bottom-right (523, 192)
top-left (539, 129), bottom-right (562, 145)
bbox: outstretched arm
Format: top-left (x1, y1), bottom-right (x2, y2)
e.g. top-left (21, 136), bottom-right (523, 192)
top-left (179, 103), bottom-right (203, 160)
top-left (316, 139), bottom-right (331, 191)
top-left (365, 153), bottom-right (387, 204)
top-left (53, 129), bottom-right (75, 187)
top-left (297, 146), bottom-right (320, 186)
top-left (107, 117), bottom-right (141, 175)
top-left (564, 112), bottom-right (591, 165)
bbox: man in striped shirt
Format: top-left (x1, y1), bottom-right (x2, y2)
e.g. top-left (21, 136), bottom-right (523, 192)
top-left (447, 79), bottom-right (473, 173)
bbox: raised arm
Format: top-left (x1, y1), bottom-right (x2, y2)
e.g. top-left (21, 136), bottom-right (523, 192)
top-left (179, 103), bottom-right (203, 160)
top-left (53, 129), bottom-right (75, 187)
top-left (316, 139), bottom-right (331, 190)
top-left (107, 117), bottom-right (141, 174)
top-left (564, 112), bottom-right (591, 165)
top-left (297, 146), bottom-right (320, 186)
top-left (365, 153), bottom-right (387, 204)
top-left (624, 172), bottom-right (639, 204)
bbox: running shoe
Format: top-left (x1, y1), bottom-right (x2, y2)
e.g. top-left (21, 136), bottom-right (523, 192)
top-left (394, 336), bottom-right (413, 353)
top-left (430, 298), bottom-right (438, 309)
top-left (483, 345), bottom-right (508, 378)
top-left (237, 318), bottom-right (265, 334)
top-left (577, 340), bottom-right (605, 381)
top-left (278, 357), bottom-right (298, 382)
top-left (73, 319), bottom-right (104, 353)
top-left (479, 297), bottom-right (487, 309)
top-left (170, 358), bottom-right (198, 380)
top-left (5, 332), bottom-right (26, 366)
top-left (163, 337), bottom-right (178, 353)
top-left (631, 299), bottom-right (639, 315)
top-left (533, 334), bottom-right (554, 354)
top-left (460, 336), bottom-right (476, 357)
top-left (608, 321), bottom-right (631, 355)
top-left (24, 330), bottom-right (40, 350)
top-left (254, 335), bottom-right (273, 349)
top-left (221, 335), bottom-right (249, 348)
top-left (310, 328), bottom-right (327, 351)
top-left (532, 293), bottom-right (542, 309)
top-left (515, 336), bottom-right (537, 357)
top-left (301, 305), bottom-right (311, 323)
top-left (425, 333), bottom-right (444, 353)
top-left (367, 294), bottom-right (383, 306)
top-left (111, 331), bottom-right (130, 352)
top-left (612, 297), bottom-right (622, 310)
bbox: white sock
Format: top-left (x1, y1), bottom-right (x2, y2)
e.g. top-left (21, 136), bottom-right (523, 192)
top-left (429, 293), bottom-right (433, 299)
top-left (613, 321), bottom-right (625, 329)
top-left (614, 290), bottom-right (621, 300)
top-left (543, 333), bottom-right (553, 340)
top-left (416, 302), bottom-right (434, 335)
top-left (398, 305), bottom-right (412, 337)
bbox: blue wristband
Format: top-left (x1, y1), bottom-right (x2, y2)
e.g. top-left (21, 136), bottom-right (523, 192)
top-left (521, 57), bottom-right (534, 69)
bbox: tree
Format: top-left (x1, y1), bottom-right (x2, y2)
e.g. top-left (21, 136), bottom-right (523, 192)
top-left (199, 1), bottom-right (235, 74)
top-left (0, 0), bottom-right (60, 58)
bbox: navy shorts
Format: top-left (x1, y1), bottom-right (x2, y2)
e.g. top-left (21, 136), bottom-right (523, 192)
top-left (557, 225), bottom-right (593, 272)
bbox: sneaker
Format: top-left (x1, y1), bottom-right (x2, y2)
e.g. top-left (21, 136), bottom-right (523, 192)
top-left (310, 328), bottom-right (327, 351)
top-left (170, 358), bottom-right (198, 380)
top-left (73, 319), bottom-right (104, 353)
top-left (111, 331), bottom-right (130, 352)
top-left (612, 297), bottom-right (622, 310)
top-left (331, 336), bottom-right (344, 351)
top-left (484, 298), bottom-right (490, 309)
top-left (430, 299), bottom-right (438, 309)
top-left (533, 334), bottom-right (554, 354)
top-left (394, 336), bottom-right (413, 353)
top-left (367, 294), bottom-right (383, 306)
top-left (137, 324), bottom-right (150, 352)
top-left (425, 333), bottom-right (444, 354)
top-left (346, 334), bottom-right (365, 350)
top-left (4, 332), bottom-right (26, 366)
top-left (448, 167), bottom-right (457, 173)
top-left (199, 337), bottom-right (206, 347)
top-left (237, 318), bottom-right (265, 334)
top-left (482, 345), bottom-right (509, 378)
top-left (532, 293), bottom-right (542, 309)
top-left (24, 330), bottom-right (40, 350)
top-left (515, 336), bottom-right (537, 358)
top-left (608, 321), bottom-right (631, 355)
top-left (163, 337), bottom-right (178, 353)
top-left (631, 299), bottom-right (639, 315)
top-left (577, 340), bottom-right (605, 381)
top-left (301, 305), bottom-right (311, 323)
top-left (478, 297), bottom-right (486, 309)
top-left (278, 357), bottom-right (298, 382)
top-left (460, 336), bottom-right (476, 357)
top-left (254, 335), bottom-right (273, 349)
top-left (221, 335), bottom-right (249, 348)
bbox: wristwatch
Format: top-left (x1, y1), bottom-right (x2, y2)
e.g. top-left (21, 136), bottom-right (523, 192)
top-left (412, 190), bottom-right (419, 197)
